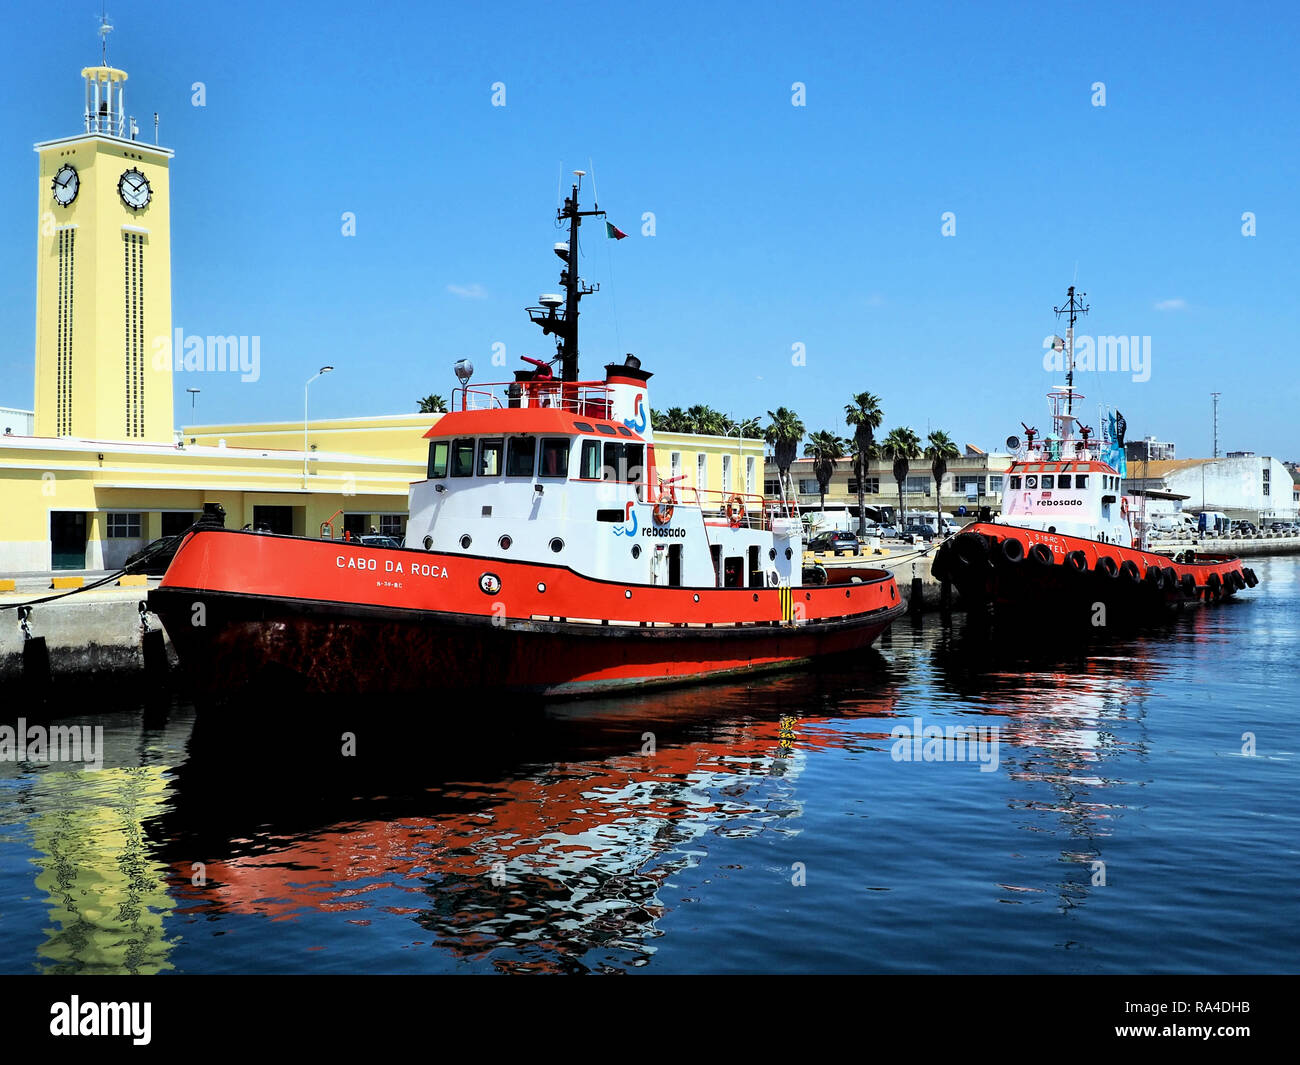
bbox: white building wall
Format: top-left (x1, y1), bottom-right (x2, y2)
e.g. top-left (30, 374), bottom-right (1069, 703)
top-left (1165, 457), bottom-right (1298, 521)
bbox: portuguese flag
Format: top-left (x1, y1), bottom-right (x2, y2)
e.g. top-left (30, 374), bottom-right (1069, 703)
top-left (605, 221), bottom-right (627, 240)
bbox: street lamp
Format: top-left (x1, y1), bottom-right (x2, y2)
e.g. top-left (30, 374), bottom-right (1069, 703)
top-left (304, 366), bottom-right (334, 485)
top-left (727, 416), bottom-right (760, 496)
top-left (186, 387), bottom-right (200, 418)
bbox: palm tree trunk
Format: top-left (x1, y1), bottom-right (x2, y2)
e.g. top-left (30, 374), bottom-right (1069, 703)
top-left (897, 480), bottom-right (905, 529)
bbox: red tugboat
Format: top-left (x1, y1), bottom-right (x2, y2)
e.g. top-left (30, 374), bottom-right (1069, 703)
top-left (933, 287), bottom-right (1257, 620)
top-left (148, 175), bottom-right (905, 697)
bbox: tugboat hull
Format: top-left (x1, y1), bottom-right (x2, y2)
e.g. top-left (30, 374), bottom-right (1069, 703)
top-left (149, 529), bottom-right (905, 698)
top-left (933, 523), bottom-right (1255, 623)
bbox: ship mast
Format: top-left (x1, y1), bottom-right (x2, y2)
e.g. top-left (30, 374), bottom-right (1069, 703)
top-left (528, 171), bottom-right (605, 382)
top-left (1053, 285), bottom-right (1089, 418)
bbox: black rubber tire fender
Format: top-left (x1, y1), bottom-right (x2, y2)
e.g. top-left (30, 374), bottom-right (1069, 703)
top-left (1144, 564), bottom-right (1164, 585)
top-left (1001, 537), bottom-right (1025, 563)
top-left (1027, 543), bottom-right (1054, 567)
top-left (1180, 572), bottom-right (1196, 596)
top-left (1096, 555), bottom-right (1120, 579)
top-left (1064, 550), bottom-right (1088, 574)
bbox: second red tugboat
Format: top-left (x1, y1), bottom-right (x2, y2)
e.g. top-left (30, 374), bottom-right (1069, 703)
top-left (933, 286), bottom-right (1257, 621)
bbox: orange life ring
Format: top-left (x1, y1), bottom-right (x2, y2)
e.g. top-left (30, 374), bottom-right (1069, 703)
top-left (653, 483), bottom-right (675, 525)
top-left (726, 494), bottom-right (746, 529)
top-left (1121, 498), bottom-right (1130, 522)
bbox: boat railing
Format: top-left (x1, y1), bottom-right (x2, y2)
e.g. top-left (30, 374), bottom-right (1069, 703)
top-left (453, 380), bottom-right (614, 419)
top-left (638, 480), bottom-right (794, 531)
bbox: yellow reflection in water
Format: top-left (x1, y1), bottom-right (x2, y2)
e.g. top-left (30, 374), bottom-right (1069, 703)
top-left (29, 765), bottom-right (175, 974)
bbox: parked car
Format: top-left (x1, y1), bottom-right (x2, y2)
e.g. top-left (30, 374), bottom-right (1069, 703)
top-left (124, 535), bottom-right (182, 575)
top-left (358, 534), bottom-right (402, 549)
top-left (876, 525), bottom-right (901, 539)
top-left (902, 523), bottom-right (938, 542)
top-left (805, 531), bottom-right (862, 555)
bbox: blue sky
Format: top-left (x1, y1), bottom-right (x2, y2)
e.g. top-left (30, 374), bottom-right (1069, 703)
top-left (1, 1), bottom-right (1296, 459)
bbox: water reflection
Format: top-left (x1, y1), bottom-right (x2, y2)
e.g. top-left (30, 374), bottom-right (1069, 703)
top-left (5, 583), bottom-right (1276, 973)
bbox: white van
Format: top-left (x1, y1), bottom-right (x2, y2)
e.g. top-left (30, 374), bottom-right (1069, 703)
top-left (1197, 511), bottom-right (1229, 535)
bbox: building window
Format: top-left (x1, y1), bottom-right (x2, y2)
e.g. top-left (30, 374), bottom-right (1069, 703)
top-left (379, 515), bottom-right (405, 538)
top-left (722, 455), bottom-right (732, 494)
top-left (989, 476), bottom-right (1003, 493)
top-left (670, 452), bottom-right (682, 481)
top-left (764, 480), bottom-right (781, 496)
top-left (798, 478), bottom-right (818, 495)
top-left (746, 456), bottom-right (756, 495)
top-left (904, 476), bottom-right (930, 495)
top-left (697, 453), bottom-right (707, 492)
top-left (123, 232), bottom-right (145, 438)
top-left (107, 512), bottom-right (142, 538)
top-left (57, 229), bottom-right (75, 436)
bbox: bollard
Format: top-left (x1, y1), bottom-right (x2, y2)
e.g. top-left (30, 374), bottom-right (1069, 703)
top-left (142, 628), bottom-right (168, 681)
top-left (908, 576), bottom-right (924, 615)
top-left (140, 601), bottom-right (170, 726)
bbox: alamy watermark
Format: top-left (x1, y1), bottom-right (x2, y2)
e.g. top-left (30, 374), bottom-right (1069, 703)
top-left (890, 717), bottom-right (1000, 772)
top-left (1042, 334), bottom-right (1150, 383)
top-left (0, 718), bottom-right (104, 771)
top-left (152, 327), bottom-right (261, 383)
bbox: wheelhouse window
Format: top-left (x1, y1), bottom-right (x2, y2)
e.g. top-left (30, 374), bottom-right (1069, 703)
top-left (1041, 475), bottom-right (1054, 489)
top-left (1076, 475), bottom-right (1088, 489)
top-left (506, 436), bottom-right (536, 477)
top-left (1058, 474), bottom-right (1072, 489)
top-left (427, 440), bottom-right (450, 478)
top-left (1009, 475), bottom-right (1021, 490)
top-left (579, 440), bottom-right (601, 479)
top-left (478, 438), bottom-right (504, 477)
top-left (1025, 475), bottom-right (1038, 489)
top-left (539, 438), bottom-right (570, 478)
top-left (451, 438), bottom-right (475, 477)
top-left (602, 441), bottom-right (644, 483)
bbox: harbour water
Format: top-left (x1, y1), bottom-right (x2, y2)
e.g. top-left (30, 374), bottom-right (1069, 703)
top-left (1, 557), bottom-right (1296, 975)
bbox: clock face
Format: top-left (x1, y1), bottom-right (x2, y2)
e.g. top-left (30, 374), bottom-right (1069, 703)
top-left (52, 164), bottom-right (79, 207)
top-left (118, 168), bottom-right (152, 210)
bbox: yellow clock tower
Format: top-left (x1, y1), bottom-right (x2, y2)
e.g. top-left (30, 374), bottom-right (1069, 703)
top-left (33, 60), bottom-right (174, 442)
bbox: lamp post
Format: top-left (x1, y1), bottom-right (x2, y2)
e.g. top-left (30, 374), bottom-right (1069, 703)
top-left (727, 416), bottom-right (760, 496)
top-left (186, 387), bottom-right (200, 418)
top-left (304, 366), bottom-right (334, 486)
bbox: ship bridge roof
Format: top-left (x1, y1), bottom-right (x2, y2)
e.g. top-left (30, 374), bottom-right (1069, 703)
top-left (423, 408), bottom-right (643, 441)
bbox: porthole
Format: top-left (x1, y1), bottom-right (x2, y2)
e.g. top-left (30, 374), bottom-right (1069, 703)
top-left (479, 572), bottom-right (501, 595)
top-left (423, 535), bottom-right (433, 550)
top-left (549, 537), bottom-right (564, 553)
top-left (752, 593), bottom-right (759, 602)
top-left (693, 594), bottom-right (700, 602)
top-left (499, 534), bottom-right (513, 550)
top-left (785, 548), bottom-right (793, 560)
top-left (537, 582), bottom-right (546, 593)
top-left (769, 548), bottom-right (777, 561)
top-left (631, 544), bottom-right (642, 559)
top-left (624, 589), bottom-right (632, 599)
top-left (460, 534), bottom-right (472, 550)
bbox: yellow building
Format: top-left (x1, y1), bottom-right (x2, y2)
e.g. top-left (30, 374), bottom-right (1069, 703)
top-left (0, 51), bottom-right (762, 574)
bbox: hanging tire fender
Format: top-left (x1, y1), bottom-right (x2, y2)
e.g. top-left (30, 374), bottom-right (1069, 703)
top-left (1027, 543), bottom-right (1054, 567)
top-left (1064, 550), bottom-right (1088, 574)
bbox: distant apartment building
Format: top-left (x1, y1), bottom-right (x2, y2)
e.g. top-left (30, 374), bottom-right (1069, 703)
top-left (1126, 435), bottom-right (1175, 462)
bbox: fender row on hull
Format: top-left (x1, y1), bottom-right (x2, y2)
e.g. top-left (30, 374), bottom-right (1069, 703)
top-left (934, 524), bottom-right (1255, 620)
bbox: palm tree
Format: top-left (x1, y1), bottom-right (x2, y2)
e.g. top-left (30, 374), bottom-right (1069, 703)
top-left (806, 430), bottom-right (847, 515)
top-left (417, 394), bottom-right (448, 413)
top-left (764, 407), bottom-right (805, 502)
top-left (845, 392), bottom-right (884, 535)
top-left (881, 427), bottom-right (922, 527)
top-left (925, 429), bottom-right (960, 527)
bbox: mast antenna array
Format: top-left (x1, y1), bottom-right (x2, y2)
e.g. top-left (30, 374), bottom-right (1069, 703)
top-left (1054, 285), bottom-right (1089, 417)
top-left (527, 169), bottom-right (605, 382)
